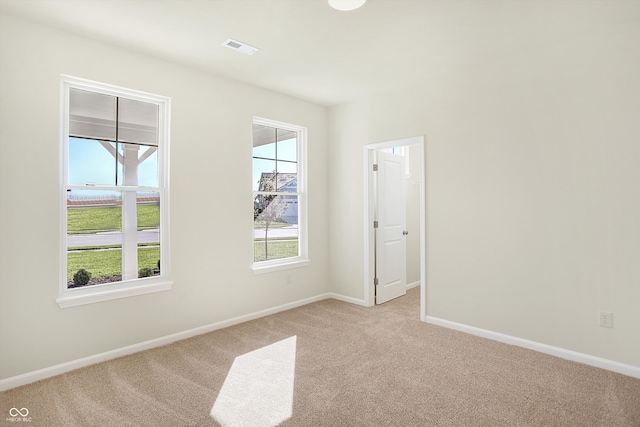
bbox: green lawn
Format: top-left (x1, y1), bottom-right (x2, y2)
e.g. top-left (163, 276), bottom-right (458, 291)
top-left (67, 204), bottom-right (160, 234)
top-left (254, 240), bottom-right (298, 262)
top-left (67, 205), bottom-right (297, 277)
top-left (253, 220), bottom-right (290, 229)
top-left (69, 240), bottom-right (297, 280)
top-left (67, 204), bottom-right (161, 281)
top-left (67, 247), bottom-right (160, 281)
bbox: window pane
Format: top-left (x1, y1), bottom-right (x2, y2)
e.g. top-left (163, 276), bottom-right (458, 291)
top-left (253, 141), bottom-right (275, 159)
top-left (276, 172), bottom-right (297, 192)
top-left (67, 189), bottom-right (122, 287)
top-left (69, 88), bottom-right (117, 141)
top-left (137, 191), bottom-right (161, 278)
top-left (254, 159), bottom-right (276, 191)
top-left (275, 129), bottom-right (296, 143)
top-left (138, 146), bottom-right (159, 187)
top-left (116, 143), bottom-right (158, 187)
top-left (254, 194), bottom-right (299, 262)
top-left (117, 97), bottom-right (159, 145)
top-left (277, 137), bottom-right (296, 162)
top-left (253, 124), bottom-right (276, 149)
top-left (68, 138), bottom-right (117, 186)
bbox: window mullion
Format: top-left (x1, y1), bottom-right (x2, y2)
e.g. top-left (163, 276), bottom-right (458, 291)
top-left (274, 128), bottom-right (279, 191)
top-left (115, 97), bottom-right (120, 186)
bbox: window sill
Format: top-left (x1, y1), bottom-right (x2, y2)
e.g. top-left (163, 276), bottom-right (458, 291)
top-left (57, 278), bottom-right (172, 308)
top-left (251, 259), bottom-right (310, 275)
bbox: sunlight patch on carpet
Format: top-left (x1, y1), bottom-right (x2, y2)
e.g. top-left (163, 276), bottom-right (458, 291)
top-left (211, 336), bottom-right (297, 427)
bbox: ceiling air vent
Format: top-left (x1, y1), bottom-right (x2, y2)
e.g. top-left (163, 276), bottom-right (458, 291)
top-left (223, 39), bottom-right (258, 55)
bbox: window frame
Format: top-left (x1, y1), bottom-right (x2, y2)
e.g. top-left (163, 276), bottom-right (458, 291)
top-left (251, 117), bottom-right (309, 274)
top-left (58, 75), bottom-right (172, 308)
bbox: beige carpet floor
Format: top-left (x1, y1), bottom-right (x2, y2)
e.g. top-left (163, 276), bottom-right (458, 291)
top-left (2, 287), bottom-right (639, 426)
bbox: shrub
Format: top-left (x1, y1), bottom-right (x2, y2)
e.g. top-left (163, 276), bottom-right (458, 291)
top-left (73, 269), bottom-right (92, 287)
top-left (139, 267), bottom-right (154, 278)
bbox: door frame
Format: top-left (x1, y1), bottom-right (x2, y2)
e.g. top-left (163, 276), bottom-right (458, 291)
top-left (364, 136), bottom-right (426, 321)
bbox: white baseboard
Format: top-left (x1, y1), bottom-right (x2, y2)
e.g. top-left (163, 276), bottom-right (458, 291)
top-left (425, 316), bottom-right (640, 379)
top-left (0, 293), bottom-right (332, 391)
top-left (327, 292), bottom-right (368, 307)
top-left (406, 281), bottom-right (421, 290)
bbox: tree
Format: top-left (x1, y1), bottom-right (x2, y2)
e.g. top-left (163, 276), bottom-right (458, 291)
top-left (254, 172), bottom-right (290, 260)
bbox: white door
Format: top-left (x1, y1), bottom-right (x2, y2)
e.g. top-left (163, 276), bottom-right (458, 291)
top-left (375, 151), bottom-right (407, 304)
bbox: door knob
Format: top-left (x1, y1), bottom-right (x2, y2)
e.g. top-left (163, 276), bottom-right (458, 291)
top-left (403, 230), bottom-right (409, 235)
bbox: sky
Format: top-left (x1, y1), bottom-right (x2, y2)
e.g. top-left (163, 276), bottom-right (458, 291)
top-left (69, 136), bottom-right (296, 193)
top-left (68, 137), bottom-right (158, 188)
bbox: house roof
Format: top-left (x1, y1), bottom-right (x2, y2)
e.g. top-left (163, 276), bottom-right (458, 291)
top-left (258, 173), bottom-right (296, 192)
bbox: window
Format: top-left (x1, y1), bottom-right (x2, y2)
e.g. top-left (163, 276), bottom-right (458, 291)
top-left (58, 76), bottom-right (171, 308)
top-left (386, 145), bottom-right (411, 179)
top-left (252, 118), bottom-right (308, 273)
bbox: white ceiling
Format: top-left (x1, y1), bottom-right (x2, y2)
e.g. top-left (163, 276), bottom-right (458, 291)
top-left (1, 0), bottom-right (639, 107)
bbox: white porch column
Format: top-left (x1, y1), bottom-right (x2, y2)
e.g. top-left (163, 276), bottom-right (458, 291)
top-left (122, 145), bottom-right (139, 281)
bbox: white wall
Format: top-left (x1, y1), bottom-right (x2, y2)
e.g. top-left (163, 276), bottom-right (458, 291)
top-left (2, 5), bottom-right (639, 381)
top-left (328, 16), bottom-right (640, 367)
top-left (0, 13), bottom-right (329, 380)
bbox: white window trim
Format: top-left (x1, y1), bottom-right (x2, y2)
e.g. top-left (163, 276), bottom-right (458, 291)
top-left (58, 75), bottom-right (172, 308)
top-left (251, 117), bottom-right (308, 274)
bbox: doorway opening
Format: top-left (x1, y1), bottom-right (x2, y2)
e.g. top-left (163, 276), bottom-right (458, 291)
top-left (364, 136), bottom-right (426, 321)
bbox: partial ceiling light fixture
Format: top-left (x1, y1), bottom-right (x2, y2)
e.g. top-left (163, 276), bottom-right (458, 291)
top-left (328, 0), bottom-right (366, 11)
top-left (223, 38), bottom-right (258, 55)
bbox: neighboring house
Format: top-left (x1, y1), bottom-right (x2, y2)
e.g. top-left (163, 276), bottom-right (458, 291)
top-left (255, 172), bottom-right (298, 225)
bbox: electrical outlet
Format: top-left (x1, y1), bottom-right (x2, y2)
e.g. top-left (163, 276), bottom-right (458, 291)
top-left (286, 274), bottom-right (292, 285)
top-left (599, 310), bottom-right (613, 328)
